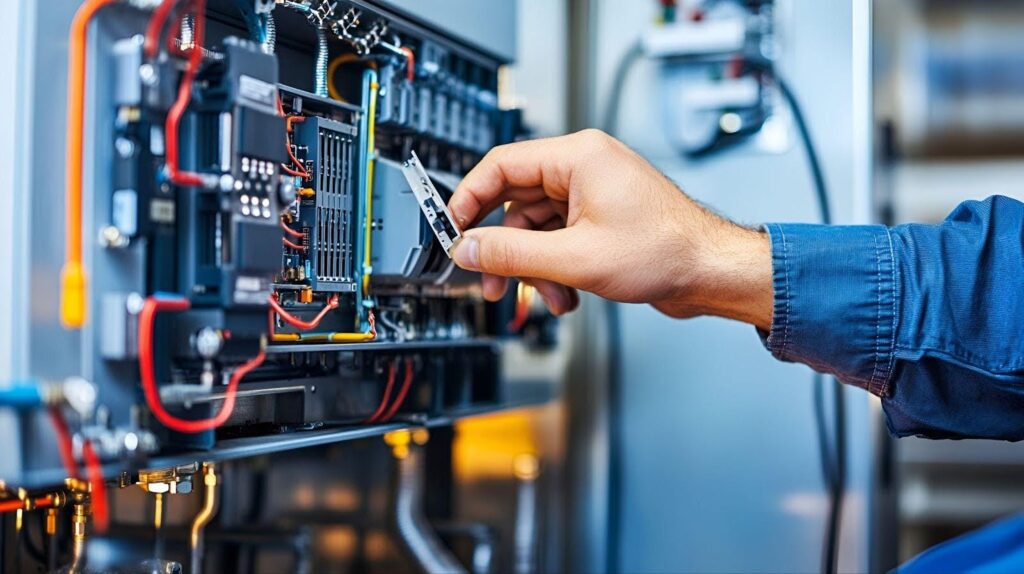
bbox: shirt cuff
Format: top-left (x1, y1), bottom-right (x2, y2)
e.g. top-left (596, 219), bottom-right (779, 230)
top-left (761, 223), bottom-right (899, 396)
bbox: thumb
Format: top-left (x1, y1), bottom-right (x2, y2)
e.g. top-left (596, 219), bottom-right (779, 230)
top-left (452, 227), bottom-right (577, 285)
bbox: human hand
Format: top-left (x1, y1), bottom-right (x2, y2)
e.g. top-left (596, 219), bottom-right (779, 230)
top-left (448, 129), bottom-right (774, 330)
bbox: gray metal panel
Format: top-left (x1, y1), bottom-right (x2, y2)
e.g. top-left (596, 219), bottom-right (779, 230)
top-left (371, 159), bottom-right (428, 279)
top-left (374, 0), bottom-right (517, 62)
top-left (0, 0), bottom-right (33, 480)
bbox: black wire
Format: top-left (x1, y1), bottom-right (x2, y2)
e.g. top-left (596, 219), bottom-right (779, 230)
top-left (777, 75), bottom-right (845, 574)
top-left (777, 78), bottom-right (832, 225)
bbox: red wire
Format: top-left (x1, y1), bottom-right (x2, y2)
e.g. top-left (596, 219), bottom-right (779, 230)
top-left (282, 238), bottom-right (307, 252)
top-left (82, 441), bottom-right (108, 534)
top-left (144, 0), bottom-right (178, 58)
top-left (363, 360), bottom-right (398, 423)
top-left (280, 218), bottom-right (305, 238)
top-left (270, 294), bottom-right (339, 330)
top-left (48, 407), bottom-right (80, 479)
top-left (139, 296), bottom-right (267, 433)
top-left (164, 0), bottom-right (208, 187)
top-left (380, 357), bottom-right (414, 422)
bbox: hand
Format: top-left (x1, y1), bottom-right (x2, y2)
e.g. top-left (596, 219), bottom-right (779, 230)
top-left (448, 129), bottom-right (774, 330)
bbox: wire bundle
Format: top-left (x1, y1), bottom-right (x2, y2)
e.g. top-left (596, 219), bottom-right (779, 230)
top-left (364, 358), bottom-right (415, 424)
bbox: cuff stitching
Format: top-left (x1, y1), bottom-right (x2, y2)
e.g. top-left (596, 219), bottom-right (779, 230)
top-left (877, 227), bottom-right (899, 396)
top-left (868, 230), bottom-right (884, 392)
top-left (777, 224), bottom-right (791, 359)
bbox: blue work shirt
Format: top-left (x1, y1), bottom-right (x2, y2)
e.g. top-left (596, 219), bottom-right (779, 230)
top-left (763, 195), bottom-right (1024, 440)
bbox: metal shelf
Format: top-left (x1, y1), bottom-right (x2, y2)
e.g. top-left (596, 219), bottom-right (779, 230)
top-left (19, 382), bottom-right (557, 488)
top-left (267, 338), bottom-right (499, 354)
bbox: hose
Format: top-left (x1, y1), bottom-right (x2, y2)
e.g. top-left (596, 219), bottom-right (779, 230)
top-left (392, 447), bottom-right (467, 574)
top-left (314, 27), bottom-right (329, 97)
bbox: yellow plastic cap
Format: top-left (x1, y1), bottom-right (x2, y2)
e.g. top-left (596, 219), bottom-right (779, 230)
top-left (60, 261), bottom-right (87, 329)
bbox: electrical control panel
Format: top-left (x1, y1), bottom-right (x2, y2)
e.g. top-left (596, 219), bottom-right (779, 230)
top-left (0, 1), bottom-right (563, 572)
top-left (645, 0), bottom-right (786, 157)
top-left (2, 0), bottom-right (556, 483)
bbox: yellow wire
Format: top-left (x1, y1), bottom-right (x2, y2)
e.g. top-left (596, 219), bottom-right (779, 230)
top-left (327, 54), bottom-right (377, 102)
top-left (362, 78), bottom-right (379, 297)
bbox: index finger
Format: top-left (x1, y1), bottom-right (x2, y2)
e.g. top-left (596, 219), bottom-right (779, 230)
top-left (449, 134), bottom-right (579, 228)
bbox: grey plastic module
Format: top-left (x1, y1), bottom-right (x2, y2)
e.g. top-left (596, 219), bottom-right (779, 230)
top-left (400, 151), bottom-right (464, 257)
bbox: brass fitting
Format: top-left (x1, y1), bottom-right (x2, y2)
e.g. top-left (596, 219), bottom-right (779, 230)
top-left (190, 463), bottom-right (219, 574)
top-left (65, 477), bottom-right (91, 574)
top-left (137, 463), bottom-right (199, 494)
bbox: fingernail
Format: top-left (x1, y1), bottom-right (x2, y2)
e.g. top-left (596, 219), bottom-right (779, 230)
top-left (453, 237), bottom-right (480, 271)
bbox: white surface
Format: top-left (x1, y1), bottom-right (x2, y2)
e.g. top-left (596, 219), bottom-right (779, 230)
top-left (505, 0), bottom-right (568, 137)
top-left (642, 19), bottom-right (746, 57)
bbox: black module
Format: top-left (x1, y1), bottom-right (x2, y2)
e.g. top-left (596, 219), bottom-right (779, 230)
top-left (177, 37), bottom-right (289, 310)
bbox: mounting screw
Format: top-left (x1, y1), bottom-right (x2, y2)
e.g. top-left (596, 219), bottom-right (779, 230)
top-left (99, 225), bottom-right (129, 248)
top-left (139, 63), bottom-right (157, 86)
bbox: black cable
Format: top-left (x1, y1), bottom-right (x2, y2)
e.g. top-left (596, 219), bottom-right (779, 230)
top-left (777, 78), bottom-right (832, 225)
top-left (777, 75), bottom-right (845, 574)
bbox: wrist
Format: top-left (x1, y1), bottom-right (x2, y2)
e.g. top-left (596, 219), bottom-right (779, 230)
top-left (692, 224), bottom-right (774, 330)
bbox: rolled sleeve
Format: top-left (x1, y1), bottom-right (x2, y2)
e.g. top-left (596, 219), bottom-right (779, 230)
top-left (763, 223), bottom-right (898, 396)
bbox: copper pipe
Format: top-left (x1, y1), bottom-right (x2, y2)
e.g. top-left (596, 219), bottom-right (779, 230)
top-left (190, 463), bottom-right (218, 574)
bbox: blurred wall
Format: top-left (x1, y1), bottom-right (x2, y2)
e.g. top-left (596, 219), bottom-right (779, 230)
top-left (580, 0), bottom-right (876, 572)
top-left (874, 0), bottom-right (1024, 562)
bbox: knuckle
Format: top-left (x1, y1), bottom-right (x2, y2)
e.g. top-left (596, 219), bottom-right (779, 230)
top-left (576, 128), bottom-right (615, 158)
top-left (492, 238), bottom-right (523, 275)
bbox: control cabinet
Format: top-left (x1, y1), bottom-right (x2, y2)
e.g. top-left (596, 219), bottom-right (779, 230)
top-left (0, 0), bottom-right (552, 501)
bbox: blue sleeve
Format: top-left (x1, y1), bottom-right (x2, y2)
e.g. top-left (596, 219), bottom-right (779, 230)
top-left (763, 196), bottom-right (1024, 440)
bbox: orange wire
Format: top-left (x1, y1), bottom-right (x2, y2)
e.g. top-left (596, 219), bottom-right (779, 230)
top-left (283, 116), bottom-right (311, 179)
top-left (0, 495), bottom-right (56, 515)
top-left (400, 46), bottom-right (415, 82)
top-left (62, 0), bottom-right (118, 329)
top-left (279, 218), bottom-right (305, 238)
top-left (282, 238), bottom-right (307, 252)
